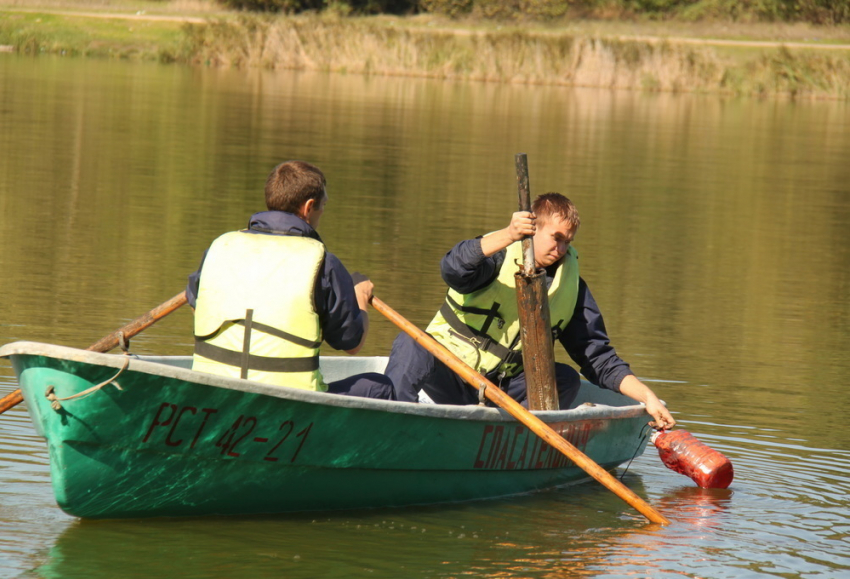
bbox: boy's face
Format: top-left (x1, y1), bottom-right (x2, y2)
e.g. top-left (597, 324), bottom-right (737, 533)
top-left (533, 214), bottom-right (575, 268)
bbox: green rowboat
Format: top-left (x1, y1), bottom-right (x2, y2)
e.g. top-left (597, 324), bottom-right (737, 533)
top-left (0, 341), bottom-right (652, 519)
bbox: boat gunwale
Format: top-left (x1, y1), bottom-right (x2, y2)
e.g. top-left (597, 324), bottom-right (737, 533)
top-left (0, 340), bottom-right (650, 423)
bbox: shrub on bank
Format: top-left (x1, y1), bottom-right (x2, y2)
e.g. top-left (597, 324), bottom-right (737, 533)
top-left (619, 0), bottom-right (849, 24)
top-left (219, 0), bottom-right (416, 14)
top-left (218, 0), bottom-right (321, 11)
top-left (218, 0), bottom-right (848, 22)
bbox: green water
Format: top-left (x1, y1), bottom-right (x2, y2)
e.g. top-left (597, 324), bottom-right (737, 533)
top-left (1, 54), bottom-right (849, 578)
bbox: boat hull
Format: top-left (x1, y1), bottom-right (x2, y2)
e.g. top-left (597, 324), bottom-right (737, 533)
top-left (1, 342), bottom-right (651, 519)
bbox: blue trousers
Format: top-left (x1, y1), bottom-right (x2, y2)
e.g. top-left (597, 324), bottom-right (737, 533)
top-left (327, 372), bottom-right (395, 400)
top-left (384, 332), bottom-right (581, 408)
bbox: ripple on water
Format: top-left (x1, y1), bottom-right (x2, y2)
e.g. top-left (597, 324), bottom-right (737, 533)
top-left (627, 420), bottom-right (850, 578)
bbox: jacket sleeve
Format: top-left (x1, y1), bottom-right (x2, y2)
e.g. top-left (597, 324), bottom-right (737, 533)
top-left (560, 278), bottom-right (634, 393)
top-left (318, 253), bottom-right (365, 351)
top-left (185, 250), bottom-right (208, 310)
top-left (440, 238), bottom-right (506, 294)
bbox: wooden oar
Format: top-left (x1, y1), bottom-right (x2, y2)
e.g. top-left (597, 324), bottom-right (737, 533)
top-left (371, 296), bottom-right (671, 526)
top-left (0, 291), bottom-right (188, 415)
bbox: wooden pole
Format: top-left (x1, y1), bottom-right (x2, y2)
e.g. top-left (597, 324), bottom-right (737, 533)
top-left (0, 291), bottom-right (188, 415)
top-left (514, 153), bottom-right (559, 411)
top-left (371, 296), bottom-right (671, 526)
top-left (515, 153), bottom-right (536, 276)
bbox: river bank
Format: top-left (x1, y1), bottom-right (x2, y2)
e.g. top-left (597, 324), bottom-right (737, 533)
top-left (1, 1), bottom-right (849, 98)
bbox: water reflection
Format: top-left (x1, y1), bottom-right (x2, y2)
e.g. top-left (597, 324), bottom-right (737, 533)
top-left (29, 483), bottom-right (747, 579)
top-left (25, 443), bottom-right (850, 579)
top-left (31, 480), bottom-right (666, 579)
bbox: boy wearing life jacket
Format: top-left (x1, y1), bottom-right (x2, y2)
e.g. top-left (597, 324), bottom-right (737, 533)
top-left (385, 193), bottom-right (674, 428)
top-left (187, 160), bottom-right (393, 399)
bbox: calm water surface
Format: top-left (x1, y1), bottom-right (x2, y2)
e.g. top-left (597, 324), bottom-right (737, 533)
top-left (1, 55), bottom-right (849, 578)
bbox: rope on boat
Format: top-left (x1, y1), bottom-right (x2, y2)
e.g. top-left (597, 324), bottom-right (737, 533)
top-left (117, 331), bottom-right (130, 353)
top-left (619, 423), bottom-right (654, 481)
top-left (45, 353), bottom-right (130, 412)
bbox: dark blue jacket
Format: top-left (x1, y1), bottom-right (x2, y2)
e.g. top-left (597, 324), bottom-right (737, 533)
top-left (187, 211), bottom-right (365, 352)
top-left (440, 238), bottom-right (634, 392)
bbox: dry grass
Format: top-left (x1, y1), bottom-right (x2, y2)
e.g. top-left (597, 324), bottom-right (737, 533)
top-left (180, 15), bottom-right (850, 98)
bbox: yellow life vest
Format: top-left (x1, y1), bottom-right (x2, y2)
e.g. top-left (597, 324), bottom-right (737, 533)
top-left (426, 239), bottom-right (579, 378)
top-left (192, 230), bottom-right (327, 391)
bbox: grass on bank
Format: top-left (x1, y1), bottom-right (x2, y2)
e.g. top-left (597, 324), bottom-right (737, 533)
top-left (0, 0), bottom-right (222, 15)
top-left (0, 10), bottom-right (186, 59)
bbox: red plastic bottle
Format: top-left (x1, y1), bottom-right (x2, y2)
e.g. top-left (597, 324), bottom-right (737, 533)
top-left (651, 429), bottom-right (734, 489)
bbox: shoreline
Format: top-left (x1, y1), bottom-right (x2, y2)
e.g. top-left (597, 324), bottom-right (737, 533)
top-left (1, 6), bottom-right (849, 99)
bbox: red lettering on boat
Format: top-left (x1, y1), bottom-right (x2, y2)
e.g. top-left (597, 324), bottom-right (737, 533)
top-left (473, 425), bottom-right (494, 468)
top-left (191, 408), bottom-right (219, 448)
top-left (529, 437), bottom-right (540, 467)
top-left (506, 426), bottom-right (523, 469)
top-left (514, 431), bottom-right (530, 469)
top-left (215, 415), bottom-right (245, 456)
top-left (493, 429), bottom-right (511, 470)
top-left (264, 420), bottom-right (294, 462)
top-left (291, 422), bottom-right (313, 463)
top-left (142, 402), bottom-right (176, 443)
top-left (578, 423), bottom-right (592, 447)
top-left (547, 443), bottom-right (566, 469)
top-left (226, 416), bottom-right (257, 457)
top-left (485, 426), bottom-right (505, 469)
top-left (165, 406), bottom-right (197, 447)
top-left (474, 421), bottom-right (601, 470)
top-left (534, 440), bottom-right (550, 469)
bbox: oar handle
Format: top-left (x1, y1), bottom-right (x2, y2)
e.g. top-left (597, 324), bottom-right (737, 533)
top-left (371, 296), bottom-right (670, 526)
top-left (0, 291), bottom-right (189, 415)
top-left (86, 291), bottom-right (188, 353)
top-left (0, 389), bottom-right (23, 415)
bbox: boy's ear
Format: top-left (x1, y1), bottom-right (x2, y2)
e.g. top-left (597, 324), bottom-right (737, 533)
top-left (298, 198), bottom-right (315, 219)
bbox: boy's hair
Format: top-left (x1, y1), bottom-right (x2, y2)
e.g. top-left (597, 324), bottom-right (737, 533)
top-left (264, 161), bottom-right (327, 213)
top-left (532, 192), bottom-right (580, 230)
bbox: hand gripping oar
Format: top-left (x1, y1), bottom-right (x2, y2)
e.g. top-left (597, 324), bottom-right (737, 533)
top-left (0, 291), bottom-right (188, 415)
top-left (371, 296), bottom-right (671, 526)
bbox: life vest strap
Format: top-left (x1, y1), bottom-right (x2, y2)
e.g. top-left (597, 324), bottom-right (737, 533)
top-left (241, 309), bottom-right (254, 379)
top-left (445, 293), bottom-right (504, 334)
top-left (194, 339), bottom-right (320, 374)
top-left (551, 319), bottom-right (565, 341)
top-left (438, 300), bottom-right (523, 368)
top-left (195, 319), bottom-right (322, 350)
